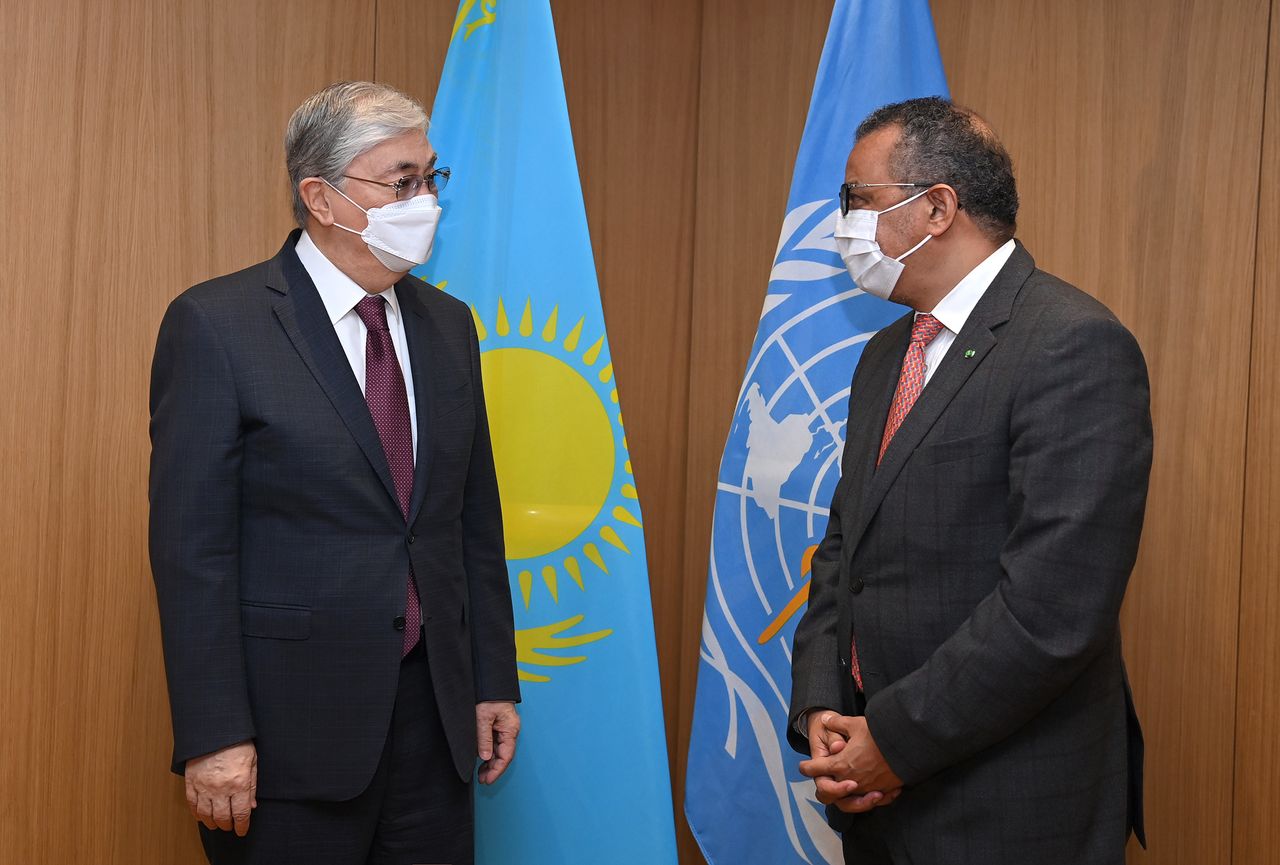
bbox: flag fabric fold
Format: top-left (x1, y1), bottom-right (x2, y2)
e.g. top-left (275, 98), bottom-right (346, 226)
top-left (685, 2), bottom-right (948, 862)
top-left (419, 2), bottom-right (677, 863)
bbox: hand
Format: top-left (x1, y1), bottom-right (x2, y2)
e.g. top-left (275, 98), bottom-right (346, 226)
top-left (807, 711), bottom-right (857, 802)
top-left (833, 784), bottom-right (903, 814)
top-left (799, 714), bottom-right (902, 804)
top-left (805, 712), bottom-right (898, 813)
top-left (184, 740), bottom-right (258, 836)
top-left (475, 701), bottom-right (520, 784)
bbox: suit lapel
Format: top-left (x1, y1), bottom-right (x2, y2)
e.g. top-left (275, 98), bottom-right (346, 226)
top-left (396, 278), bottom-right (438, 525)
top-left (845, 243), bottom-right (1036, 554)
top-left (267, 233), bottom-right (400, 510)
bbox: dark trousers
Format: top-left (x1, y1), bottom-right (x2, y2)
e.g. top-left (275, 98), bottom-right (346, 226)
top-left (201, 642), bottom-right (472, 865)
top-left (841, 815), bottom-right (895, 865)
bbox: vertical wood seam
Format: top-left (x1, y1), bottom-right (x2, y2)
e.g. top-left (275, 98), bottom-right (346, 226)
top-left (1233, 1), bottom-right (1275, 862)
top-left (372, 0), bottom-right (380, 81)
top-left (673, 0), bottom-right (708, 850)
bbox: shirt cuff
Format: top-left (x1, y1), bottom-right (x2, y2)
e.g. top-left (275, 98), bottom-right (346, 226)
top-left (794, 706), bottom-right (835, 738)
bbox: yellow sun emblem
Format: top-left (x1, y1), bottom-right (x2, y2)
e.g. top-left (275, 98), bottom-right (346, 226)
top-left (472, 296), bottom-right (643, 682)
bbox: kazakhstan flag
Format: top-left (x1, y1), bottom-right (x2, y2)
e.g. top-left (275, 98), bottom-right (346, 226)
top-left (685, 1), bottom-right (948, 863)
top-left (416, 2), bottom-right (678, 863)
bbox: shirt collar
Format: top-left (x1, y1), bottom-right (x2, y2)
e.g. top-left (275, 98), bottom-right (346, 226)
top-left (294, 230), bottom-right (402, 325)
top-left (919, 238), bottom-right (1017, 334)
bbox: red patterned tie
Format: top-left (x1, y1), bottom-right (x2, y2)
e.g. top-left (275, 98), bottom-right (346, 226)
top-left (877, 313), bottom-right (945, 465)
top-left (354, 295), bottom-right (421, 656)
top-left (852, 312), bottom-right (945, 690)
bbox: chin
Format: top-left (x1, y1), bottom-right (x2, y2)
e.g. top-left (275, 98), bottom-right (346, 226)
top-left (887, 281), bottom-right (924, 310)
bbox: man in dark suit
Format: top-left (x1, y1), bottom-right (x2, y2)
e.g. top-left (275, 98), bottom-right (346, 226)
top-left (789, 97), bottom-right (1150, 864)
top-left (149, 81), bottom-right (520, 865)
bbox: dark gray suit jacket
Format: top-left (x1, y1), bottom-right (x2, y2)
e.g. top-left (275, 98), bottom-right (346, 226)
top-left (789, 243), bottom-right (1150, 864)
top-left (149, 231), bottom-right (519, 800)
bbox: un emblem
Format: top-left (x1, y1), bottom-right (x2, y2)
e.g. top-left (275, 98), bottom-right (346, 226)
top-left (693, 199), bottom-right (900, 864)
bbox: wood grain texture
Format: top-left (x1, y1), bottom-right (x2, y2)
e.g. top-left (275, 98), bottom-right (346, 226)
top-left (930, 0), bottom-right (1271, 862)
top-left (372, 0), bottom-right (455, 104)
top-left (1234, 1), bottom-right (1280, 861)
top-left (680, 1), bottom-right (833, 861)
top-left (4, 1), bottom-right (1278, 863)
top-left (0, 1), bottom-right (374, 861)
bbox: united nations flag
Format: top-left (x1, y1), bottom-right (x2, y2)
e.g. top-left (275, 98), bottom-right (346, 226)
top-left (685, 2), bottom-right (949, 863)
top-left (417, 2), bottom-right (677, 863)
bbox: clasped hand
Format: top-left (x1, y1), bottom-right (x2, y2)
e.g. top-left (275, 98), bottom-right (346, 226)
top-left (798, 713), bottom-right (903, 814)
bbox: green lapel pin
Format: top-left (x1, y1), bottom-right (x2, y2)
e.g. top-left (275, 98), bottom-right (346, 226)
top-left (964, 349), bottom-right (976, 359)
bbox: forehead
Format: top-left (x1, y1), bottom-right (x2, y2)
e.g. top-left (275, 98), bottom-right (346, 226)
top-left (349, 130), bottom-right (436, 176)
top-left (845, 125), bottom-right (901, 182)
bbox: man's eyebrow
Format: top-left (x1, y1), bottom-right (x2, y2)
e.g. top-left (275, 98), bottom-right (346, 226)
top-left (384, 155), bottom-right (437, 176)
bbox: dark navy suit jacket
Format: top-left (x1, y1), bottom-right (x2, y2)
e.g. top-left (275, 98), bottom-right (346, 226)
top-left (149, 231), bottom-right (519, 799)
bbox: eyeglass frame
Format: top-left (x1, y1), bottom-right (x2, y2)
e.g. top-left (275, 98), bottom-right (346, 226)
top-left (839, 181), bottom-right (941, 217)
top-left (342, 166), bottom-right (451, 201)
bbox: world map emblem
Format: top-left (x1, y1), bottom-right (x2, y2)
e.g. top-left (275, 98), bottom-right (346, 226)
top-left (691, 199), bottom-right (901, 864)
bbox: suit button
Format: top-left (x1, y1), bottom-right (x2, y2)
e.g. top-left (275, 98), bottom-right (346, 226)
top-left (850, 578), bottom-right (865, 594)
top-left (407, 534), bottom-right (416, 545)
top-left (393, 616), bottom-right (406, 631)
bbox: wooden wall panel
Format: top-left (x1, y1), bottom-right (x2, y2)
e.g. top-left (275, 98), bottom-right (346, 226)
top-left (1234, 1), bottom-right (1280, 861)
top-left (930, 1), bottom-right (1271, 862)
top-left (372, 0), bottom-right (455, 100)
top-left (680, 1), bottom-right (833, 861)
top-left (4, 0), bottom-right (1279, 863)
top-left (547, 0), bottom-right (704, 834)
top-left (0, 1), bottom-right (375, 861)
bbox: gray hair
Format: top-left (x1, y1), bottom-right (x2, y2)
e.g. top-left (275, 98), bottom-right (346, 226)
top-left (284, 81), bottom-right (429, 227)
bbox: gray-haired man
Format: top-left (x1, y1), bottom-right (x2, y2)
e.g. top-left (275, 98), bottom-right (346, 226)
top-left (150, 81), bottom-right (520, 865)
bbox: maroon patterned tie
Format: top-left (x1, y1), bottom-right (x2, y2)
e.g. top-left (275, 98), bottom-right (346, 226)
top-left (852, 313), bottom-right (945, 690)
top-left (354, 295), bottom-right (421, 656)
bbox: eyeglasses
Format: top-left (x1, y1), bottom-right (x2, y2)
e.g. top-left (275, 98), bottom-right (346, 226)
top-left (839, 181), bottom-right (937, 217)
top-left (342, 167), bottom-right (451, 201)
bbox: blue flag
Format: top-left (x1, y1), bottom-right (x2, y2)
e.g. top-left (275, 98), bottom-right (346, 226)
top-left (418, 2), bottom-right (677, 863)
top-left (685, 2), bottom-right (948, 863)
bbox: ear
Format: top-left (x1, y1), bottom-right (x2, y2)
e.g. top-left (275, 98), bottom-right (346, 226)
top-left (923, 184), bottom-right (960, 234)
top-left (298, 177), bottom-right (336, 227)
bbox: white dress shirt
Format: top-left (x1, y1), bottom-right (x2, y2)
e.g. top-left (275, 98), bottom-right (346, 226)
top-left (919, 239), bottom-right (1016, 385)
top-left (294, 230), bottom-right (419, 457)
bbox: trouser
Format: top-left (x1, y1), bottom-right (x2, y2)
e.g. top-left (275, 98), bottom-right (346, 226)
top-left (201, 641), bottom-right (472, 865)
top-left (839, 688), bottom-right (895, 864)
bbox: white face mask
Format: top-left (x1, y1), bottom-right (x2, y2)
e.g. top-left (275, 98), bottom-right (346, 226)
top-left (324, 179), bottom-right (442, 272)
top-left (834, 187), bottom-right (932, 300)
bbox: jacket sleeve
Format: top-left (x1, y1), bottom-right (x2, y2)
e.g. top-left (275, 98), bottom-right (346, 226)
top-left (460, 311), bottom-right (521, 704)
top-left (149, 293), bottom-right (255, 773)
top-left (787, 367), bottom-right (867, 756)
top-left (787, 471), bottom-right (848, 756)
top-left (865, 312), bottom-right (1153, 785)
